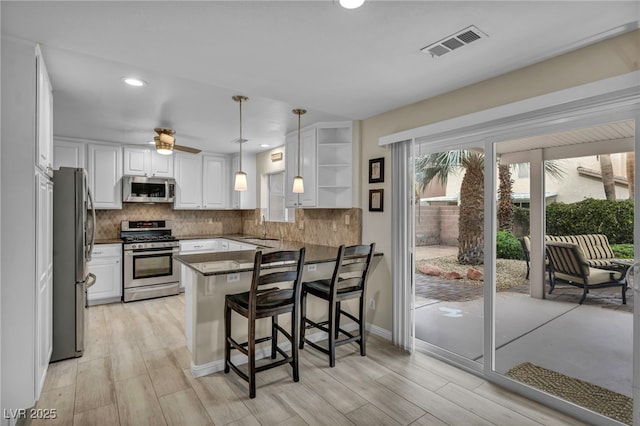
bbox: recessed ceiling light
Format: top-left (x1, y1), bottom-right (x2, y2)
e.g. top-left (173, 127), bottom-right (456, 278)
top-left (260, 144), bottom-right (270, 148)
top-left (339, 0), bottom-right (365, 9)
top-left (123, 77), bottom-right (146, 87)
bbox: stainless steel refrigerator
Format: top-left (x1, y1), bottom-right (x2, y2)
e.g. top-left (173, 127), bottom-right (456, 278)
top-left (52, 167), bottom-right (96, 361)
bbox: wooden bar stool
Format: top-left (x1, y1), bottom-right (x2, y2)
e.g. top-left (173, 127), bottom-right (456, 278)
top-left (224, 248), bottom-right (305, 398)
top-left (299, 243), bottom-right (375, 367)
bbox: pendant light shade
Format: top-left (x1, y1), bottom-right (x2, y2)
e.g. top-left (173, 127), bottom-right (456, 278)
top-left (233, 95), bottom-right (249, 192)
top-left (292, 108), bottom-right (306, 194)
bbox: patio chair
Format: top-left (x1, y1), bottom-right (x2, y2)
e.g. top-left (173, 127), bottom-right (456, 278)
top-left (545, 241), bottom-right (627, 305)
top-left (520, 236), bottom-right (554, 285)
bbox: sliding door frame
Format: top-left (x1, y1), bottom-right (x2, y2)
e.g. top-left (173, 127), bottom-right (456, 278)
top-left (383, 72), bottom-right (640, 425)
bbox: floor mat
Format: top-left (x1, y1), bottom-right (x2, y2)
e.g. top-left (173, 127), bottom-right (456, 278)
top-left (506, 361), bottom-right (632, 424)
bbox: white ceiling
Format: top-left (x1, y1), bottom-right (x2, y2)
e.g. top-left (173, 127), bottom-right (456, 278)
top-left (2, 1), bottom-right (638, 154)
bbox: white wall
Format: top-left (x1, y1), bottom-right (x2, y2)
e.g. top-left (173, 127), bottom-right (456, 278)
top-left (1, 37), bottom-right (38, 413)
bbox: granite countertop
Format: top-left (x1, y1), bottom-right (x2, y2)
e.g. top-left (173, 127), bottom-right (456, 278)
top-left (175, 240), bottom-right (381, 276)
top-left (95, 238), bottom-right (124, 244)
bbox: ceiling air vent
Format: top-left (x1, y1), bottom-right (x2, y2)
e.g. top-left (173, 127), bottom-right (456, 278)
top-left (421, 25), bottom-right (487, 58)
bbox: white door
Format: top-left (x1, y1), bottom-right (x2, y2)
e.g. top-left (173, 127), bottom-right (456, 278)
top-left (87, 144), bottom-right (122, 209)
top-left (123, 147), bottom-right (150, 176)
top-left (150, 151), bottom-right (174, 177)
top-left (174, 153), bottom-right (202, 209)
top-left (202, 155), bottom-right (228, 209)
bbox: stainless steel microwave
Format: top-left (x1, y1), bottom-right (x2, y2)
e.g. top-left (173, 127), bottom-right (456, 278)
top-left (122, 175), bottom-right (175, 203)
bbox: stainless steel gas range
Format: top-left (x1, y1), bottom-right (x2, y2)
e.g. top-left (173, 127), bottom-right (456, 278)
top-left (121, 220), bottom-right (180, 302)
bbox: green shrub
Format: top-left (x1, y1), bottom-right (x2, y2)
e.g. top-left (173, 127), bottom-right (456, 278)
top-left (545, 198), bottom-right (634, 244)
top-left (611, 243), bottom-right (634, 259)
top-left (496, 230), bottom-right (523, 260)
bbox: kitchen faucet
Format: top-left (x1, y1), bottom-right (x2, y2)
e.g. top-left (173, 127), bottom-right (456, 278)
top-left (261, 214), bottom-right (267, 239)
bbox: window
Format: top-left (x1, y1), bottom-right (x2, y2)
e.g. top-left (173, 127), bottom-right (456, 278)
top-left (267, 171), bottom-right (294, 222)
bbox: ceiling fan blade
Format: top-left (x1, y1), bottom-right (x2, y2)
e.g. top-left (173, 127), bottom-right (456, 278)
top-left (174, 144), bottom-right (201, 154)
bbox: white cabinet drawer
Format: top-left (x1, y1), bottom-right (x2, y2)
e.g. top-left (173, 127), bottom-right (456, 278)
top-left (91, 244), bottom-right (122, 258)
top-left (179, 239), bottom-right (219, 253)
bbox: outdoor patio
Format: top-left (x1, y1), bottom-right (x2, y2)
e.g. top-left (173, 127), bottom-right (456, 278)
top-left (414, 245), bottom-right (634, 400)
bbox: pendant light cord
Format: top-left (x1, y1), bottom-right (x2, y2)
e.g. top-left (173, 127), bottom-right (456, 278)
top-left (297, 111), bottom-right (301, 176)
top-left (238, 98), bottom-right (243, 171)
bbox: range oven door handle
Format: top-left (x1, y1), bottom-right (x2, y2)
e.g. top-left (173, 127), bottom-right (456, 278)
top-left (124, 249), bottom-right (179, 256)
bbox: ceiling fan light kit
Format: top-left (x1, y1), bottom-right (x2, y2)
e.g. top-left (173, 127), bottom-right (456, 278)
top-left (154, 137), bottom-right (174, 155)
top-left (292, 108), bottom-right (306, 194)
top-left (233, 95), bottom-right (249, 192)
top-left (152, 127), bottom-right (201, 155)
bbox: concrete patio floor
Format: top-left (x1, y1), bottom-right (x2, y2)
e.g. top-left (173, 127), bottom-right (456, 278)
top-left (414, 245), bottom-right (634, 398)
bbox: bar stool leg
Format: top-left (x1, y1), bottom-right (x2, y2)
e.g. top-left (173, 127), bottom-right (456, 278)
top-left (299, 290), bottom-right (307, 350)
top-left (335, 301), bottom-right (341, 339)
top-left (248, 317), bottom-right (256, 399)
top-left (224, 300), bottom-right (231, 373)
top-left (328, 300), bottom-right (336, 368)
top-left (271, 316), bottom-right (278, 359)
top-left (291, 308), bottom-right (299, 382)
top-left (359, 295), bottom-right (366, 356)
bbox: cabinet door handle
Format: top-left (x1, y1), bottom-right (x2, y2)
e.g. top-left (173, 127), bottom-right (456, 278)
top-left (93, 251), bottom-right (103, 255)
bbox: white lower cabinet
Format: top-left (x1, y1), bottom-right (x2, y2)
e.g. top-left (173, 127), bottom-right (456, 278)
top-left (87, 244), bottom-right (122, 305)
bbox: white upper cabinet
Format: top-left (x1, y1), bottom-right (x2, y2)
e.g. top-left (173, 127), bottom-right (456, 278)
top-left (36, 46), bottom-right (53, 177)
top-left (230, 153), bottom-right (256, 209)
top-left (202, 154), bottom-right (228, 209)
top-left (174, 153), bottom-right (203, 209)
top-left (53, 139), bottom-right (86, 170)
top-left (123, 146), bottom-right (174, 177)
top-left (316, 123), bottom-right (352, 208)
top-left (87, 144), bottom-right (123, 209)
top-left (285, 122), bottom-right (352, 208)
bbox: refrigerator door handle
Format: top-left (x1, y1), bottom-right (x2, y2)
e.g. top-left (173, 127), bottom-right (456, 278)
top-left (86, 186), bottom-right (96, 261)
top-left (86, 273), bottom-right (97, 289)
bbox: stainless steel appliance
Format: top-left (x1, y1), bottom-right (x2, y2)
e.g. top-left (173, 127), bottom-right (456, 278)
top-left (122, 175), bottom-right (176, 203)
top-left (52, 167), bottom-right (97, 361)
top-left (121, 220), bottom-right (180, 302)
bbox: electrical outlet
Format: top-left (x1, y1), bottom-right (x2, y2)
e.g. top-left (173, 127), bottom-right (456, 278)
top-left (298, 221), bottom-right (304, 230)
top-left (345, 214), bottom-right (350, 225)
top-left (332, 221), bottom-right (337, 232)
top-left (307, 264), bottom-right (317, 272)
top-left (369, 298), bottom-right (375, 310)
top-left (227, 273), bottom-right (240, 283)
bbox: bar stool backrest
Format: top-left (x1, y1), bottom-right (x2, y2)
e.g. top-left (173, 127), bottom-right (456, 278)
top-left (248, 248), bottom-right (306, 317)
top-left (329, 243), bottom-right (375, 297)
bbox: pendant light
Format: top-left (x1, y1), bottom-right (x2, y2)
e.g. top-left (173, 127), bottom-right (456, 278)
top-left (233, 95), bottom-right (249, 192)
top-left (292, 108), bottom-right (306, 194)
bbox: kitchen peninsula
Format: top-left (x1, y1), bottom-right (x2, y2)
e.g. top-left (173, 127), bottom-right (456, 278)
top-left (175, 238), bottom-right (381, 378)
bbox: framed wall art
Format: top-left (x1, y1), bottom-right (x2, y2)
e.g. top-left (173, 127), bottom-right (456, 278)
top-left (368, 157), bottom-right (384, 183)
top-left (369, 189), bottom-right (384, 212)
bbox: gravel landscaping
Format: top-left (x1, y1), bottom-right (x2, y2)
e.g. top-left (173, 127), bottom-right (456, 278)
top-left (416, 255), bottom-right (529, 291)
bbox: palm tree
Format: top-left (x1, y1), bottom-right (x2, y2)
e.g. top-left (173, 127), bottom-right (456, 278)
top-left (416, 151), bottom-right (564, 265)
top-left (599, 154), bottom-right (616, 201)
top-left (498, 164), bottom-right (513, 231)
top-left (626, 152), bottom-right (634, 200)
top-left (416, 150), bottom-right (484, 265)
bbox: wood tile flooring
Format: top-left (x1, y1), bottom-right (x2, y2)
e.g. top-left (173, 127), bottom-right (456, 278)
top-left (26, 294), bottom-right (586, 425)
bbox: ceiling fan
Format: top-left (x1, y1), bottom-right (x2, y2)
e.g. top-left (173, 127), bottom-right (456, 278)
top-left (153, 127), bottom-right (201, 155)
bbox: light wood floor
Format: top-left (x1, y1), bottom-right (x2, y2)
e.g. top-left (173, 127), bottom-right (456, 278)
top-left (27, 294), bottom-right (586, 426)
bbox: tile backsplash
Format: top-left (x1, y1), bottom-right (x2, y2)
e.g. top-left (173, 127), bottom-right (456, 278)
top-left (95, 204), bottom-right (362, 246)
